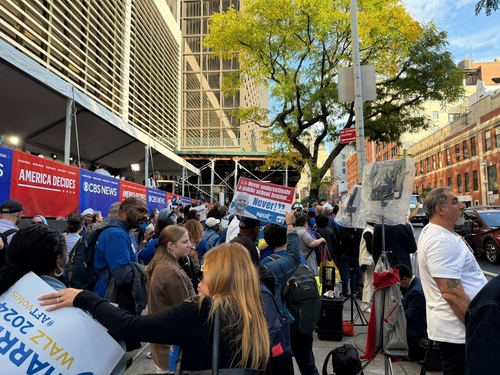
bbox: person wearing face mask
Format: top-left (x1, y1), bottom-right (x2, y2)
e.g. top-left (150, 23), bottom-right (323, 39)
top-left (146, 226), bottom-right (196, 372)
top-left (417, 187), bottom-right (487, 375)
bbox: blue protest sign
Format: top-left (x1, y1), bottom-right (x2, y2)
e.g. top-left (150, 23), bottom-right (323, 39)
top-left (0, 146), bottom-right (13, 204)
top-left (181, 196), bottom-right (192, 206)
top-left (79, 170), bottom-right (120, 214)
top-left (147, 188), bottom-right (167, 212)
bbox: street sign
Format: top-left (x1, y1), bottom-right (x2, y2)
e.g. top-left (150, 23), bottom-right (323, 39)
top-left (340, 128), bottom-right (356, 144)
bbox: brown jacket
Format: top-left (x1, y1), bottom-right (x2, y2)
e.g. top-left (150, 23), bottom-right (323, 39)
top-left (148, 254), bottom-right (195, 370)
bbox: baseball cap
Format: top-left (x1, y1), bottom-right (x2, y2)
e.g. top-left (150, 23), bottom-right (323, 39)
top-left (206, 217), bottom-right (221, 228)
top-left (308, 207), bottom-right (316, 214)
top-left (0, 199), bottom-right (27, 213)
top-left (239, 216), bottom-right (260, 230)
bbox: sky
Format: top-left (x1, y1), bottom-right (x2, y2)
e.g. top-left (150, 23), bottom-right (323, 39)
top-left (402, 0), bottom-right (499, 63)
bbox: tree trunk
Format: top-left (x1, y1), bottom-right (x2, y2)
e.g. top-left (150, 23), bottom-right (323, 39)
top-left (309, 186), bottom-right (320, 201)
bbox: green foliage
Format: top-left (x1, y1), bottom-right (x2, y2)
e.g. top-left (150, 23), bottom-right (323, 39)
top-left (475, 0), bottom-right (499, 15)
top-left (204, 0), bottom-right (465, 198)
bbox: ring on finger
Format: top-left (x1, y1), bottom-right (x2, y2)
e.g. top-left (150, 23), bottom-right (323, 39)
top-left (57, 297), bottom-right (61, 304)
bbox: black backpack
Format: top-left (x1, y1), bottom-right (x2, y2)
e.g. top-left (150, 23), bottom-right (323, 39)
top-left (65, 222), bottom-right (122, 290)
top-left (322, 344), bottom-right (363, 375)
top-left (268, 254), bottom-right (321, 335)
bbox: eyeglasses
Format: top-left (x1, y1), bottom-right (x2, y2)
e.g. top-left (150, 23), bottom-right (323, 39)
top-left (130, 206), bottom-right (148, 214)
top-left (31, 221), bottom-right (43, 225)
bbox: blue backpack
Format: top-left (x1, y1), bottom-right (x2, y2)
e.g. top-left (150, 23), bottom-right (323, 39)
top-left (260, 283), bottom-right (291, 358)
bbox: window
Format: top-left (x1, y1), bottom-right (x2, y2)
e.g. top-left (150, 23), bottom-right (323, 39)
top-left (342, 168), bottom-right (346, 174)
top-left (432, 155), bottom-right (436, 169)
top-left (465, 173), bottom-right (470, 193)
top-left (426, 157), bottom-right (430, 172)
top-left (438, 152), bottom-right (443, 168)
top-left (485, 130), bottom-right (491, 151)
top-left (420, 160), bottom-right (424, 174)
top-left (342, 154), bottom-right (346, 159)
top-left (342, 162), bottom-right (346, 167)
top-left (375, 144), bottom-right (380, 153)
top-left (447, 177), bottom-right (452, 187)
top-left (434, 181), bottom-right (437, 188)
top-left (439, 179), bottom-right (443, 187)
top-left (457, 175), bottom-right (462, 194)
top-left (471, 136), bottom-right (476, 156)
top-left (446, 149), bottom-right (451, 165)
top-left (462, 140), bottom-right (468, 157)
top-left (448, 113), bottom-right (460, 123)
top-left (487, 165), bottom-right (498, 194)
top-left (432, 111), bottom-right (439, 119)
top-left (496, 126), bottom-right (500, 148)
top-left (455, 144), bottom-right (460, 161)
top-left (473, 170), bottom-right (479, 191)
top-left (391, 146), bottom-right (398, 157)
top-left (383, 152), bottom-right (388, 161)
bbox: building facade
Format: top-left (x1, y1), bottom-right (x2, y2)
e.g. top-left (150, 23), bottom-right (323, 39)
top-left (180, 0), bottom-right (268, 152)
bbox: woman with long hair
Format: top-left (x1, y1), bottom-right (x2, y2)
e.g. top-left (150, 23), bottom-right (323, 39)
top-left (0, 225), bottom-right (129, 374)
top-left (146, 225), bottom-right (196, 372)
top-left (39, 243), bottom-right (270, 372)
top-left (183, 218), bottom-right (209, 264)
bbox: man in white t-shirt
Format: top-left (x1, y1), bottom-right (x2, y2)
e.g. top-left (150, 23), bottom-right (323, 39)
top-left (417, 187), bottom-right (486, 375)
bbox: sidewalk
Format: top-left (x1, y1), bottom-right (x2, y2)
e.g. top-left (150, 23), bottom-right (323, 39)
top-left (125, 298), bottom-right (440, 375)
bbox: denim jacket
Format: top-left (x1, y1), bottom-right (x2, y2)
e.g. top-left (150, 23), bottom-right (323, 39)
top-left (262, 230), bottom-right (301, 321)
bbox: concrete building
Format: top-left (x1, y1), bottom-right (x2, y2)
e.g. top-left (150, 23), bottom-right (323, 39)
top-left (0, 0), bottom-right (199, 179)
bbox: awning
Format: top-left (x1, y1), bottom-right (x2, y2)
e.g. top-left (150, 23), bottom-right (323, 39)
top-left (0, 40), bottom-right (199, 180)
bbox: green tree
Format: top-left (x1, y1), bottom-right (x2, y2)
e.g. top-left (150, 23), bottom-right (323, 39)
top-left (204, 0), bottom-right (464, 199)
top-left (475, 0), bottom-right (499, 15)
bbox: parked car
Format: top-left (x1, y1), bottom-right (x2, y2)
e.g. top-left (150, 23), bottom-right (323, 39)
top-left (465, 208), bottom-right (500, 264)
top-left (409, 194), bottom-right (428, 225)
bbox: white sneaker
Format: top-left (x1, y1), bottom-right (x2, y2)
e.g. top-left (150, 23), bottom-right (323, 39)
top-left (363, 304), bottom-right (372, 314)
top-left (146, 351), bottom-right (152, 359)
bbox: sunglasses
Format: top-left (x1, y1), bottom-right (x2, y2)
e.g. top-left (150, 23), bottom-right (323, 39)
top-left (199, 264), bottom-right (206, 281)
top-left (31, 221), bottom-right (43, 225)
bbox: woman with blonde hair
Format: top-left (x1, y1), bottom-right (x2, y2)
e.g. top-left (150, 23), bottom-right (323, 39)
top-left (146, 225), bottom-right (195, 372)
top-left (39, 243), bottom-right (270, 373)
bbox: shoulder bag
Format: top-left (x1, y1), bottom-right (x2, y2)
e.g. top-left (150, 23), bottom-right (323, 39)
top-left (174, 307), bottom-right (266, 375)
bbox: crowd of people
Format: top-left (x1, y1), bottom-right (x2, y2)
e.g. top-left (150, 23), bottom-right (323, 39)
top-left (0, 184), bottom-right (498, 375)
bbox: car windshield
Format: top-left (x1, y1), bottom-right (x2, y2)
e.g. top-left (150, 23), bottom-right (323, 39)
top-left (411, 196), bottom-right (418, 204)
top-left (477, 211), bottom-right (500, 227)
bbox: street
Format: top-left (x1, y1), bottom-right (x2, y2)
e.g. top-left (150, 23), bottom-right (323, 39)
top-left (412, 224), bottom-right (500, 277)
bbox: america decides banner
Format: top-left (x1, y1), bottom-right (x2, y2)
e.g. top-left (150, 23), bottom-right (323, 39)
top-left (79, 170), bottom-right (120, 214)
top-left (120, 180), bottom-right (147, 201)
top-left (10, 151), bottom-right (79, 217)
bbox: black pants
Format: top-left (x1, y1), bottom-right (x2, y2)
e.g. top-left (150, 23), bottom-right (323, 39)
top-left (438, 341), bottom-right (465, 375)
top-left (290, 327), bottom-right (319, 375)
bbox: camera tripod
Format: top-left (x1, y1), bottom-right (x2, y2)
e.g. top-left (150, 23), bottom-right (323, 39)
top-left (342, 264), bottom-right (369, 326)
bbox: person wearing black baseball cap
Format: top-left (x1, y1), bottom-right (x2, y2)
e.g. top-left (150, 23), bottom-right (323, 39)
top-left (0, 199), bottom-right (27, 244)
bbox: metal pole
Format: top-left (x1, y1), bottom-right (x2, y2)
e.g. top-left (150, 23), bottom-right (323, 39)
top-left (234, 160), bottom-right (239, 194)
top-left (484, 159), bottom-right (489, 205)
top-left (284, 164), bottom-right (288, 186)
top-left (182, 167), bottom-right (186, 197)
top-left (64, 97), bottom-right (73, 165)
top-left (210, 160), bottom-right (215, 203)
top-left (145, 145), bottom-right (149, 187)
top-left (350, 0), bottom-right (366, 184)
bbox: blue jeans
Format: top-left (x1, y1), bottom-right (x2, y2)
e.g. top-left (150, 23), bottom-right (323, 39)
top-left (340, 254), bottom-right (359, 296)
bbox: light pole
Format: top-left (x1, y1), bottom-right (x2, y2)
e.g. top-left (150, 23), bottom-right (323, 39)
top-left (456, 153), bottom-right (489, 205)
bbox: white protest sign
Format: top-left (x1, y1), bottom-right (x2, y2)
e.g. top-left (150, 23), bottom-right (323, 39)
top-left (193, 204), bottom-right (207, 222)
top-left (228, 177), bottom-right (295, 225)
top-left (0, 272), bottom-right (124, 374)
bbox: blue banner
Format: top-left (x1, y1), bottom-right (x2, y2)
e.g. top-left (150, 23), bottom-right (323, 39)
top-left (181, 196), bottom-right (192, 206)
top-left (79, 170), bottom-right (120, 215)
top-left (0, 146), bottom-right (13, 204)
top-left (147, 188), bottom-right (167, 212)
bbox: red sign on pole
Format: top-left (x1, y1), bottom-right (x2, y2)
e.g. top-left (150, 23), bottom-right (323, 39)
top-left (340, 128), bottom-right (356, 144)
